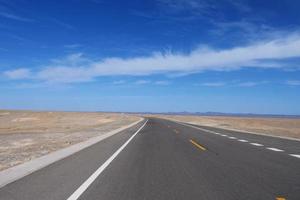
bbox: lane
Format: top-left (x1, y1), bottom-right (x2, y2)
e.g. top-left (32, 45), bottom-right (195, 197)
top-left (78, 118), bottom-right (300, 200)
top-left (183, 122), bottom-right (300, 154)
top-left (0, 120), bottom-right (146, 200)
top-left (67, 120), bottom-right (148, 200)
top-left (168, 119), bottom-right (300, 199)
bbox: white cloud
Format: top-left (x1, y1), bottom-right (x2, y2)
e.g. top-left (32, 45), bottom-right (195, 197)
top-left (286, 80), bottom-right (300, 86)
top-left (50, 53), bottom-right (87, 66)
top-left (3, 68), bottom-right (31, 79)
top-left (3, 33), bottom-right (300, 83)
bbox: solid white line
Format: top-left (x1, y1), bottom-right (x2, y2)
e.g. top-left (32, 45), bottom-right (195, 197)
top-left (0, 118), bottom-right (144, 189)
top-left (67, 120), bottom-right (148, 200)
top-left (266, 147), bottom-right (284, 152)
top-left (289, 154), bottom-right (300, 158)
top-left (250, 143), bottom-right (264, 146)
top-left (229, 137), bottom-right (237, 139)
top-left (238, 139), bottom-right (248, 142)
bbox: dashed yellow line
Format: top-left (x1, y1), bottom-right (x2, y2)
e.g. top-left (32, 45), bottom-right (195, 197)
top-left (190, 139), bottom-right (206, 151)
top-left (276, 197), bottom-right (286, 200)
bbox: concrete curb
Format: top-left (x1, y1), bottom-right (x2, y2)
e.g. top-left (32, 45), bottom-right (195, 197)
top-left (0, 118), bottom-right (144, 188)
top-left (161, 117), bottom-right (300, 142)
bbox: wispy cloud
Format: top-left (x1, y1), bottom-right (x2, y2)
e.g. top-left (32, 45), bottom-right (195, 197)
top-left (113, 80), bottom-right (170, 86)
top-left (153, 0), bottom-right (252, 21)
top-left (0, 11), bottom-right (33, 22)
top-left (199, 81), bottom-right (268, 87)
top-left (200, 82), bottom-right (226, 87)
top-left (226, 0), bottom-right (252, 13)
top-left (154, 80), bottom-right (171, 85)
top-left (237, 81), bottom-right (268, 87)
top-left (3, 68), bottom-right (31, 79)
top-left (195, 81), bottom-right (269, 87)
top-left (7, 34), bottom-right (31, 42)
top-left (48, 18), bottom-right (75, 30)
top-left (157, 0), bottom-right (213, 13)
top-left (64, 44), bottom-right (82, 49)
top-left (286, 80), bottom-right (300, 86)
top-left (0, 1), bottom-right (34, 23)
top-left (135, 80), bottom-right (151, 85)
top-left (113, 80), bottom-right (126, 85)
top-left (2, 33), bottom-right (300, 83)
top-left (0, 47), bottom-right (8, 52)
top-left (4, 12), bottom-right (31, 22)
top-left (211, 20), bottom-right (273, 37)
top-left (132, 0), bottom-right (213, 22)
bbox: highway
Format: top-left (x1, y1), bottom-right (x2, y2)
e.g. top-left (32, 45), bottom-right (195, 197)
top-left (0, 118), bottom-right (299, 200)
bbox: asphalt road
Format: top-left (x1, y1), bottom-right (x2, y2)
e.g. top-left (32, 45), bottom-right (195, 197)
top-left (0, 118), bottom-right (299, 200)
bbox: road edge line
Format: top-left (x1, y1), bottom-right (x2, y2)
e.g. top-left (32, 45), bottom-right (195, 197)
top-left (67, 120), bottom-right (148, 200)
top-left (0, 118), bottom-right (144, 189)
top-left (162, 118), bottom-right (300, 142)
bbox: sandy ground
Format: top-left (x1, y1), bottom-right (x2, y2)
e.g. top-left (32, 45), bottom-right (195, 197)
top-left (151, 115), bottom-right (300, 140)
top-left (0, 110), bottom-right (140, 171)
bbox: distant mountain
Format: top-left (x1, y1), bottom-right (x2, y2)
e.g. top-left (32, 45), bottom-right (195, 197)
top-left (122, 111), bottom-right (300, 119)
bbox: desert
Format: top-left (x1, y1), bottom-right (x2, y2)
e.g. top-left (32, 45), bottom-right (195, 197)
top-left (152, 114), bottom-right (300, 139)
top-left (0, 110), bottom-right (139, 171)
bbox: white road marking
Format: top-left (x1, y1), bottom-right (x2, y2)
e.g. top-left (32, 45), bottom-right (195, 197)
top-left (229, 137), bottom-right (237, 139)
top-left (250, 143), bottom-right (264, 146)
top-left (266, 147), bottom-right (284, 152)
top-left (173, 121), bottom-right (292, 157)
top-left (289, 154), bottom-right (300, 158)
top-left (67, 120), bottom-right (148, 200)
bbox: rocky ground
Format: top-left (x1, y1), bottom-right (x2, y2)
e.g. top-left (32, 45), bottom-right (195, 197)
top-left (0, 110), bottom-right (140, 171)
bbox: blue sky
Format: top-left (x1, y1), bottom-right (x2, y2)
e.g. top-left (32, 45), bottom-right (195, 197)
top-left (1, 0), bottom-right (300, 114)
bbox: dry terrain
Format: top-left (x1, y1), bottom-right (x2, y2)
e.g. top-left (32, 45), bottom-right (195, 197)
top-left (0, 110), bottom-right (140, 171)
top-left (152, 115), bottom-right (300, 139)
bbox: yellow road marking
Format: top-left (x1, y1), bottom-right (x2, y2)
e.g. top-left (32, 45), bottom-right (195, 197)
top-left (190, 139), bottom-right (206, 151)
top-left (276, 197), bottom-right (286, 200)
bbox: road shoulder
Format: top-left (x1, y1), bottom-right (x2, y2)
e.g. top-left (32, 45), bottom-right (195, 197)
top-left (0, 118), bottom-right (143, 188)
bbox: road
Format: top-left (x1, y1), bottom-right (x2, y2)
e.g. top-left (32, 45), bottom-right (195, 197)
top-left (0, 118), bottom-right (299, 200)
